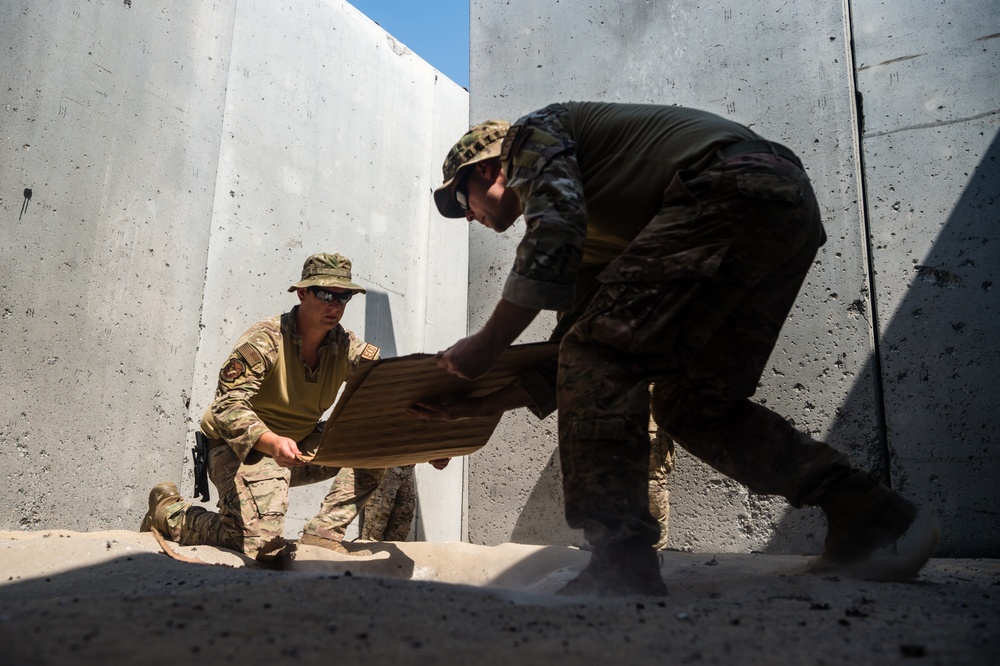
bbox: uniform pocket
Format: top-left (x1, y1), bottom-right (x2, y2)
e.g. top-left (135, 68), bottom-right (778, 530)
top-left (241, 470), bottom-right (289, 519)
top-left (596, 242), bottom-right (728, 284)
top-left (582, 280), bottom-right (705, 356)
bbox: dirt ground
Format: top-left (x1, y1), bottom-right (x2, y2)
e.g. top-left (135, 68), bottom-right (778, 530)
top-left (0, 530), bottom-right (995, 665)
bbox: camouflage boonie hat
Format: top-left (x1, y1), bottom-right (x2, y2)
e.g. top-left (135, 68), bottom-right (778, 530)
top-left (287, 253), bottom-right (367, 293)
top-left (433, 119), bottom-right (511, 219)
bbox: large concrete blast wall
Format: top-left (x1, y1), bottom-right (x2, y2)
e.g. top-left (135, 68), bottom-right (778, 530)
top-left (850, 0), bottom-right (999, 556)
top-left (466, 0), bottom-right (998, 555)
top-left (1, 1), bottom-right (470, 539)
top-left (1, 1), bottom-right (234, 531)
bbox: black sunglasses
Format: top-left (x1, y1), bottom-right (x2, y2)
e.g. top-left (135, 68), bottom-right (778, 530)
top-left (455, 170), bottom-right (472, 211)
top-left (310, 287), bottom-right (353, 304)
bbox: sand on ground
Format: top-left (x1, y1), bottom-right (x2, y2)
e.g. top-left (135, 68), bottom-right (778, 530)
top-left (0, 530), bottom-right (995, 665)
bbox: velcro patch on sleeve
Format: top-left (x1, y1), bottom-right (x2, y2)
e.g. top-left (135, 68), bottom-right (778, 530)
top-left (500, 124), bottom-right (524, 162)
top-left (236, 342), bottom-right (264, 367)
top-left (361, 343), bottom-right (379, 361)
top-left (220, 357), bottom-right (246, 382)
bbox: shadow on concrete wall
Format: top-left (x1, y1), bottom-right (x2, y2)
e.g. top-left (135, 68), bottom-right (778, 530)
top-left (361, 291), bottom-right (435, 543)
top-left (364, 290), bottom-right (398, 358)
top-left (510, 450), bottom-right (579, 546)
top-left (839, 127), bottom-right (997, 555)
top-left (508, 129), bottom-right (999, 557)
top-left (763, 127), bottom-right (1000, 556)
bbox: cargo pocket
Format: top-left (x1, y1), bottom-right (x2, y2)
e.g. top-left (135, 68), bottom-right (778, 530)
top-left (726, 171), bottom-right (817, 290)
top-left (563, 416), bottom-right (628, 486)
top-left (240, 470), bottom-right (289, 520)
top-left (583, 244), bottom-right (729, 356)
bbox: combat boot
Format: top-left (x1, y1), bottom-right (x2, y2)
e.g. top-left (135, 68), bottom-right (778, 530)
top-left (255, 536), bottom-right (295, 564)
top-left (299, 533), bottom-right (372, 557)
top-left (811, 470), bottom-right (936, 578)
top-left (557, 539), bottom-right (667, 597)
top-left (139, 481), bottom-right (183, 534)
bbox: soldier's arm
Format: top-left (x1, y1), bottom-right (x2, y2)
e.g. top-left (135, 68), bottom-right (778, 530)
top-left (436, 298), bottom-right (539, 380)
top-left (501, 106), bottom-right (589, 313)
top-left (207, 323), bottom-right (280, 461)
top-left (507, 263), bottom-right (607, 419)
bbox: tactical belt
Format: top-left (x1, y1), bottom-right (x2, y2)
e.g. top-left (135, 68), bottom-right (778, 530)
top-left (715, 139), bottom-right (803, 171)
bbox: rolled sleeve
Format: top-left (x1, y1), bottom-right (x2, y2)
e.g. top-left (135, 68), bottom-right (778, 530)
top-left (503, 108), bottom-right (588, 314)
top-left (502, 270), bottom-right (575, 312)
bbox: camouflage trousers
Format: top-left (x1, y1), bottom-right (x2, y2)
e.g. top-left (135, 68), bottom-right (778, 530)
top-left (557, 152), bottom-right (851, 549)
top-left (648, 425), bottom-right (675, 550)
top-left (162, 431), bottom-right (384, 558)
top-left (360, 464), bottom-right (416, 541)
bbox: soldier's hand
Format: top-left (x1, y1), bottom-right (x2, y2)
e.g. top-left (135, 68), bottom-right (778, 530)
top-left (437, 299), bottom-right (538, 379)
top-left (256, 433), bottom-right (307, 468)
top-left (437, 333), bottom-right (499, 380)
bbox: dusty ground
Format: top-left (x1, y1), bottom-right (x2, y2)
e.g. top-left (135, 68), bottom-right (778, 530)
top-left (0, 530), bottom-right (995, 665)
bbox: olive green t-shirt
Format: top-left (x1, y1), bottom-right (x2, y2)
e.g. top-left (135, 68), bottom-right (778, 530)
top-left (201, 306), bottom-right (379, 461)
top-left (501, 101), bottom-right (760, 312)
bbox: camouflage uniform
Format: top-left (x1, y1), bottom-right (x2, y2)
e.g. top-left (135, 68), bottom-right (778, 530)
top-left (648, 416), bottom-right (674, 550)
top-left (361, 464), bottom-right (417, 541)
top-left (514, 355), bottom-right (675, 549)
top-left (161, 305), bottom-right (383, 558)
top-left (497, 102), bottom-right (852, 550)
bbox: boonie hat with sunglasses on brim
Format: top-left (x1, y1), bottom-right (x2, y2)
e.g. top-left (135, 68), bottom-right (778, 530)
top-left (433, 119), bottom-right (511, 219)
top-left (287, 253), bottom-right (367, 294)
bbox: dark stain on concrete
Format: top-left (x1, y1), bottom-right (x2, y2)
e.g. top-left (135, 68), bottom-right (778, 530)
top-left (914, 265), bottom-right (962, 288)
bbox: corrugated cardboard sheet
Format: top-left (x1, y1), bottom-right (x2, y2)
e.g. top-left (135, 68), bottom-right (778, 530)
top-left (305, 342), bottom-right (558, 467)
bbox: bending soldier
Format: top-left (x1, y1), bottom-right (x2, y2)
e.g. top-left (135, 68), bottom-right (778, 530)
top-left (417, 102), bottom-right (937, 595)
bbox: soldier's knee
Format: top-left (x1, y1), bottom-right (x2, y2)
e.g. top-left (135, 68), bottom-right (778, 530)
top-left (653, 382), bottom-right (744, 435)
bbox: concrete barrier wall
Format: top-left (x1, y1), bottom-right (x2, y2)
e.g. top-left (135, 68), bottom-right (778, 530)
top-left (465, 0), bottom-right (999, 555)
top-left (4, 0), bottom-right (994, 555)
top-left (1, 1), bottom-right (234, 531)
top-left (850, 0), bottom-right (1000, 555)
top-left (1, 0), bottom-right (470, 539)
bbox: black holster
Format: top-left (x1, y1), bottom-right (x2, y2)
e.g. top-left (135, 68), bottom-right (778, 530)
top-left (192, 431), bottom-right (211, 502)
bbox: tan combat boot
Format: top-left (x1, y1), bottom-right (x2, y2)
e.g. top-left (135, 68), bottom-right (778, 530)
top-left (139, 481), bottom-right (183, 534)
top-left (299, 533), bottom-right (371, 556)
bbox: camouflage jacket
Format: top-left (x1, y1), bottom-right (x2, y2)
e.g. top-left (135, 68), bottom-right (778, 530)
top-left (499, 101), bottom-right (758, 313)
top-left (201, 305), bottom-right (379, 461)
top-left (500, 102), bottom-right (759, 417)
